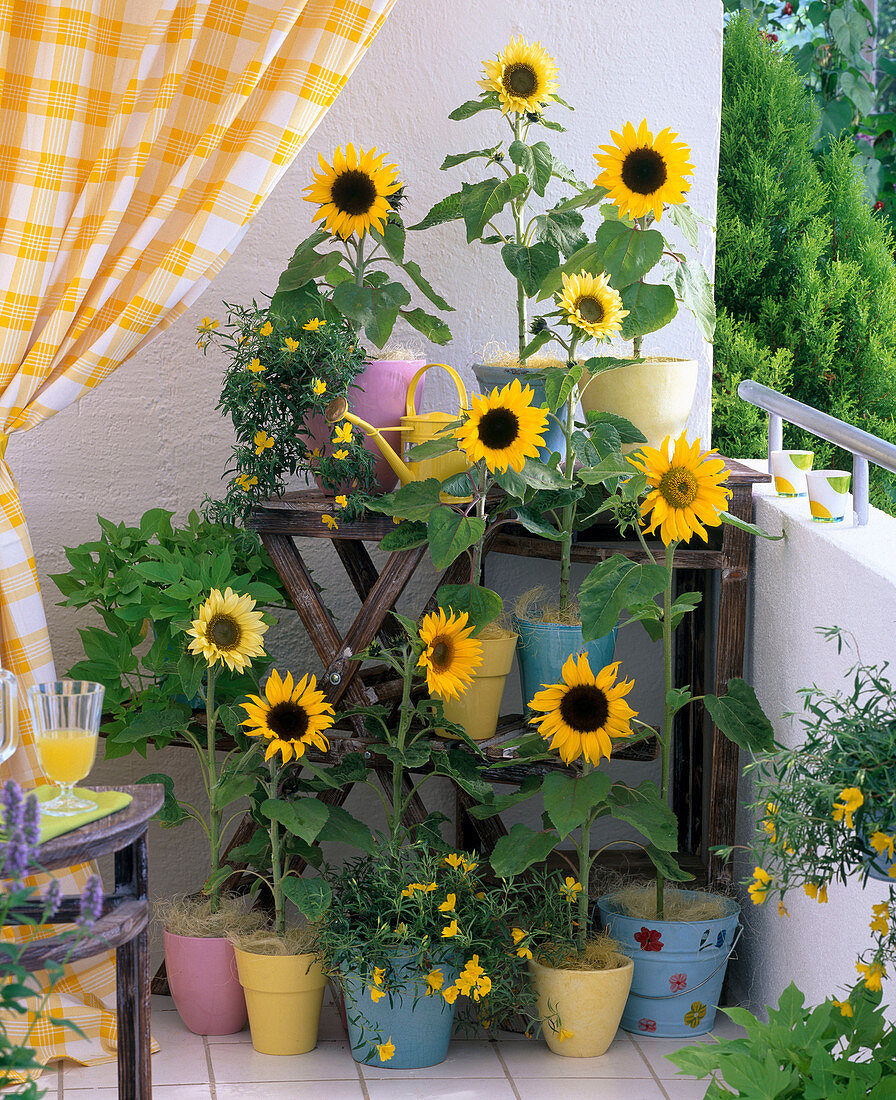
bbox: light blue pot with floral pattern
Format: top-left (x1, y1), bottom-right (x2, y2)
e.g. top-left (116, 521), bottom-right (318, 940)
top-left (596, 890), bottom-right (741, 1038)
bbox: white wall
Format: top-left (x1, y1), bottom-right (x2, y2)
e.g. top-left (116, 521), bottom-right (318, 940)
top-left (11, 0), bottom-right (724, 965)
top-left (731, 477), bottom-right (896, 1013)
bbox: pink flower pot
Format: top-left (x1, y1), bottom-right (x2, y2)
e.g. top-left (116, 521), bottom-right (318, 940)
top-left (306, 358), bottom-right (425, 492)
top-left (163, 930), bottom-right (247, 1035)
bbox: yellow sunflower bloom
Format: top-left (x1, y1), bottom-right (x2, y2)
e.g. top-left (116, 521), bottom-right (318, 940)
top-left (455, 378), bottom-right (548, 474)
top-left (283, 337), bottom-right (300, 353)
top-left (594, 119), bottom-right (694, 222)
top-left (240, 668), bottom-right (335, 765)
top-left (832, 786), bottom-right (864, 829)
top-left (557, 271), bottom-right (628, 341)
top-left (313, 377), bottom-right (327, 395)
top-left (628, 433), bottom-right (731, 546)
top-left (187, 587), bottom-right (268, 672)
top-left (377, 1038), bottom-right (396, 1062)
top-left (857, 959), bottom-right (886, 992)
top-left (479, 36), bottom-right (559, 115)
top-left (748, 867), bottom-right (771, 906)
top-left (417, 608), bottom-right (483, 701)
top-left (247, 358), bottom-right (265, 373)
top-left (254, 430), bottom-right (275, 455)
top-left (529, 654), bottom-right (636, 766)
top-left (832, 997), bottom-right (853, 1018)
top-left (259, 321), bottom-right (273, 336)
top-left (871, 831), bottom-right (895, 860)
top-left (304, 144), bottom-right (401, 240)
top-left (303, 317), bottom-right (327, 331)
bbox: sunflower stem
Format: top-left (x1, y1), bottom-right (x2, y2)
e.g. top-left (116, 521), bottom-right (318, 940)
top-left (354, 235), bottom-right (365, 287)
top-left (576, 761), bottom-right (594, 955)
top-left (470, 464), bottom-right (489, 585)
top-left (390, 642), bottom-right (415, 845)
top-left (558, 382), bottom-right (577, 615)
top-left (512, 114), bottom-right (528, 359)
top-left (657, 540), bottom-right (676, 921)
top-left (205, 665), bottom-right (222, 914)
top-left (265, 762), bottom-right (286, 937)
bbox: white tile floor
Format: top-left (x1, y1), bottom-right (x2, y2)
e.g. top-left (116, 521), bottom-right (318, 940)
top-left (38, 992), bottom-right (739, 1099)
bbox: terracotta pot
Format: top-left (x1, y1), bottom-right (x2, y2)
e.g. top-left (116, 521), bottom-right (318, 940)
top-left (529, 954), bottom-right (633, 1057)
top-left (440, 630), bottom-right (518, 742)
top-left (163, 930), bottom-right (247, 1035)
top-left (579, 357), bottom-right (699, 451)
top-left (234, 947), bottom-right (328, 1056)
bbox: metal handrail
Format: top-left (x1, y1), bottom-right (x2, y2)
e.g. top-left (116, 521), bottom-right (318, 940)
top-left (737, 379), bottom-right (896, 526)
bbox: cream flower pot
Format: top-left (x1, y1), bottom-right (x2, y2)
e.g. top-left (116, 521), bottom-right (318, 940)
top-left (580, 357), bottom-right (699, 451)
top-left (528, 954), bottom-right (633, 1058)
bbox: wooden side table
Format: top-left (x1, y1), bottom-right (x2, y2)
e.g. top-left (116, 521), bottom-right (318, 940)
top-left (15, 784), bottom-right (163, 1100)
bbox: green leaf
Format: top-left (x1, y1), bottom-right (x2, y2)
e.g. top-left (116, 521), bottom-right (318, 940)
top-left (137, 773), bottom-right (189, 827)
top-left (212, 773), bottom-right (257, 807)
top-left (281, 876), bottom-right (332, 921)
top-left (670, 256), bottom-right (716, 341)
top-left (274, 231), bottom-right (344, 291)
top-left (609, 781), bottom-right (678, 850)
top-left (839, 71), bottom-right (876, 116)
top-left (667, 203), bottom-right (700, 249)
top-left (513, 508), bottom-right (563, 541)
top-left (543, 361), bottom-right (582, 412)
top-left (427, 507), bottom-right (485, 570)
top-left (533, 208), bottom-right (588, 257)
top-left (549, 184), bottom-right (609, 214)
top-left (316, 805), bottom-right (377, 855)
top-left (331, 280), bottom-right (411, 348)
top-left (366, 479), bottom-right (442, 521)
top-left (542, 770), bottom-right (612, 838)
top-left (432, 747), bottom-right (493, 801)
top-left (260, 798), bottom-right (329, 845)
top-left (594, 220), bottom-right (664, 287)
top-left (441, 146), bottom-right (501, 169)
top-left (408, 190), bottom-right (466, 232)
top-left (719, 510), bottom-right (784, 540)
top-left (448, 94), bottom-right (500, 120)
top-left (645, 844), bottom-right (693, 882)
top-left (493, 466), bottom-right (529, 500)
top-left (704, 678), bottom-right (776, 754)
top-left (401, 308), bottom-right (452, 345)
top-left (579, 554), bottom-right (669, 640)
top-left (816, 97), bottom-right (854, 146)
top-left (509, 139), bottom-right (553, 196)
top-left (501, 241), bottom-right (560, 297)
top-left (378, 521), bottom-right (429, 552)
top-left (670, 591), bottom-right (702, 630)
top-left (583, 410), bottom-right (647, 445)
top-left (490, 822), bottom-right (559, 878)
top-left (405, 435), bottom-right (459, 462)
top-left (435, 583), bottom-right (502, 634)
top-left (619, 282), bottom-right (678, 340)
top-left (518, 459), bottom-right (573, 491)
top-left (519, 329), bottom-right (555, 361)
top-left (370, 224), bottom-right (453, 312)
top-left (461, 175), bottom-right (529, 242)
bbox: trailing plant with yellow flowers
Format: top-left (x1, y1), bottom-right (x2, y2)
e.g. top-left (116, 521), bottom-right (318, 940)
top-left (202, 301), bottom-right (375, 521)
top-left (270, 144), bottom-right (453, 348)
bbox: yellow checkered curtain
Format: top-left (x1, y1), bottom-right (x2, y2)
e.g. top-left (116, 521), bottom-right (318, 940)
top-left (0, 0), bottom-right (396, 1075)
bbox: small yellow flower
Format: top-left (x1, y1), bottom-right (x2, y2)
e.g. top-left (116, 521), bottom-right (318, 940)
top-left (322, 514), bottom-right (338, 530)
top-left (197, 316), bottom-right (219, 334)
top-left (334, 448), bottom-right (349, 461)
top-left (332, 422), bottom-right (354, 445)
top-left (559, 877), bottom-right (582, 902)
top-left (247, 358), bottom-right (265, 373)
top-left (870, 831), bottom-right (895, 860)
top-left (377, 1037), bottom-right (395, 1062)
top-left (372, 967), bottom-right (385, 986)
top-left (748, 867), bottom-right (771, 906)
top-left (283, 337), bottom-right (300, 352)
top-left (313, 377), bottom-right (327, 395)
top-left (439, 893), bottom-right (456, 913)
top-left (443, 852), bottom-right (476, 872)
top-left (303, 317), bottom-right (327, 331)
top-left (254, 430), bottom-right (275, 455)
top-left (803, 881), bottom-right (829, 904)
top-left (335, 494), bottom-right (348, 508)
top-left (370, 986), bottom-right (386, 1002)
top-left (870, 902), bottom-right (890, 936)
top-left (425, 969), bottom-right (444, 995)
top-left (234, 474), bottom-right (258, 491)
top-left (258, 321), bottom-right (273, 336)
top-left (832, 997), bottom-right (853, 1018)
top-left (441, 920), bottom-right (459, 938)
top-left (778, 900), bottom-right (789, 919)
top-left (857, 959), bottom-right (886, 991)
top-left (442, 984), bottom-right (460, 1004)
top-left (832, 787), bottom-right (864, 830)
top-left (555, 1028), bottom-right (574, 1043)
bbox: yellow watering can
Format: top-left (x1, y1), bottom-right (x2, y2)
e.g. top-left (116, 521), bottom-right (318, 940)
top-left (325, 362), bottom-right (472, 498)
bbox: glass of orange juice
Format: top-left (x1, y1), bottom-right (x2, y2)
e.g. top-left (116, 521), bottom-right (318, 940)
top-left (27, 681), bottom-right (104, 817)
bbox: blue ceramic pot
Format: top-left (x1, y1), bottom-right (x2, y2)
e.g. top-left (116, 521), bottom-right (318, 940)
top-left (597, 890), bottom-right (741, 1038)
top-left (513, 617), bottom-right (617, 708)
top-left (340, 954), bottom-right (459, 1069)
top-left (472, 361), bottom-right (568, 462)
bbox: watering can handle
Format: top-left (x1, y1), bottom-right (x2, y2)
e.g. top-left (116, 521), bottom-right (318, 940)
top-left (406, 362), bottom-right (468, 419)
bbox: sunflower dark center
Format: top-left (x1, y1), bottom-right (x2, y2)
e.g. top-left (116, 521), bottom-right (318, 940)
top-left (266, 701), bottom-right (310, 740)
top-left (559, 685), bottom-right (610, 734)
top-left (659, 467), bottom-right (698, 507)
top-left (431, 639), bottom-right (453, 671)
top-left (208, 614), bottom-right (240, 650)
top-left (478, 407), bottom-right (520, 450)
top-left (621, 147), bottom-right (668, 195)
top-left (503, 63), bottom-right (538, 97)
top-left (576, 295), bottom-right (604, 323)
top-left (331, 169), bottom-right (378, 216)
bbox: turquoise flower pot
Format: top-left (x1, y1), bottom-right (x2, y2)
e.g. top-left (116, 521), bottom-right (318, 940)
top-left (340, 955), bottom-right (459, 1069)
top-left (513, 617), bottom-right (618, 709)
top-left (472, 361), bottom-right (568, 462)
top-left (597, 890), bottom-right (741, 1038)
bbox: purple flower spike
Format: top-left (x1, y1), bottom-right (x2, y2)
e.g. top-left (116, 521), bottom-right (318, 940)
top-left (78, 875), bottom-right (104, 928)
top-left (44, 878), bottom-right (61, 919)
top-left (22, 793), bottom-right (40, 848)
top-left (3, 828), bottom-right (30, 883)
top-left (2, 779), bottom-right (24, 832)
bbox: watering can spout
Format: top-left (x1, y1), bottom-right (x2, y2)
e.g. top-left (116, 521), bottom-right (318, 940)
top-left (323, 398), bottom-right (414, 485)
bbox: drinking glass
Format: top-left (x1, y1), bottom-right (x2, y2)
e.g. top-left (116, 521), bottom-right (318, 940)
top-left (27, 681), bottom-right (104, 816)
top-left (0, 669), bottom-right (18, 766)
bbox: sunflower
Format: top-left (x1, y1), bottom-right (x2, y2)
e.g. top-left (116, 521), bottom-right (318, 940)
top-left (594, 120), bottom-right (694, 222)
top-left (303, 144), bottom-right (401, 240)
top-left (557, 270), bottom-right (628, 341)
top-left (417, 608), bottom-right (483, 701)
top-left (628, 434), bottom-right (731, 546)
top-left (240, 669), bottom-right (335, 764)
top-left (187, 587), bottom-right (268, 672)
top-left (455, 378), bottom-right (548, 473)
top-left (529, 653), bottom-right (636, 766)
top-left (479, 36), bottom-right (559, 115)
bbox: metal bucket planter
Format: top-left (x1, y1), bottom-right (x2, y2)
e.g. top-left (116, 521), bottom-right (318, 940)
top-left (340, 955), bottom-right (460, 1069)
top-left (513, 618), bottom-right (617, 709)
top-left (596, 890), bottom-right (741, 1037)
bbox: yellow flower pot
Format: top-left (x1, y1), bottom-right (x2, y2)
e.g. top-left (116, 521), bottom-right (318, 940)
top-left (528, 954), bottom-right (633, 1058)
top-left (440, 631), bottom-right (518, 742)
top-left (233, 947), bottom-right (328, 1056)
top-left (579, 357), bottom-right (698, 451)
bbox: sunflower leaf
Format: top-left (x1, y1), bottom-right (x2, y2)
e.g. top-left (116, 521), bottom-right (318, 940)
top-left (370, 225), bottom-right (453, 313)
top-left (583, 409), bottom-right (647, 445)
top-left (668, 255), bottom-right (716, 341)
top-left (594, 220), bottom-right (664, 287)
top-left (544, 361), bottom-right (582, 412)
top-left (645, 844), bottom-right (693, 882)
top-left (619, 282), bottom-right (678, 340)
top-left (281, 876), bottom-right (332, 922)
top-left (667, 203), bottom-right (700, 249)
top-left (378, 521), bottom-right (429, 552)
top-left (608, 779), bottom-right (678, 851)
top-left (501, 240), bottom-right (559, 297)
top-left (441, 146), bottom-right (502, 170)
top-left (274, 230), bottom-right (344, 291)
top-left (435, 583), bottom-right (502, 635)
top-left (542, 771), bottom-right (612, 839)
top-left (448, 94), bottom-right (501, 120)
top-left (490, 823), bottom-right (560, 879)
top-left (509, 140), bottom-right (553, 197)
top-left (719, 510), bottom-right (784, 540)
top-left (537, 240), bottom-right (611, 301)
top-left (366, 478), bottom-right (442, 521)
top-left (408, 190), bottom-right (467, 232)
top-left (704, 679), bottom-right (777, 754)
top-left (461, 175), bottom-right (529, 242)
top-left (518, 459), bottom-right (573, 491)
top-left (401, 308), bottom-right (452, 345)
top-left (549, 184), bottom-right (609, 215)
top-left (513, 508), bottom-right (564, 541)
top-left (533, 209), bottom-right (588, 257)
top-left (579, 554), bottom-right (669, 640)
top-left (534, 116), bottom-right (566, 132)
top-left (427, 507), bottom-right (486, 570)
top-left (519, 329), bottom-right (555, 361)
top-left (260, 797), bottom-right (329, 845)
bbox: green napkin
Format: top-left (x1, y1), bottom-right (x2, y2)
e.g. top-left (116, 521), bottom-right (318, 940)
top-left (34, 786), bottom-right (133, 844)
